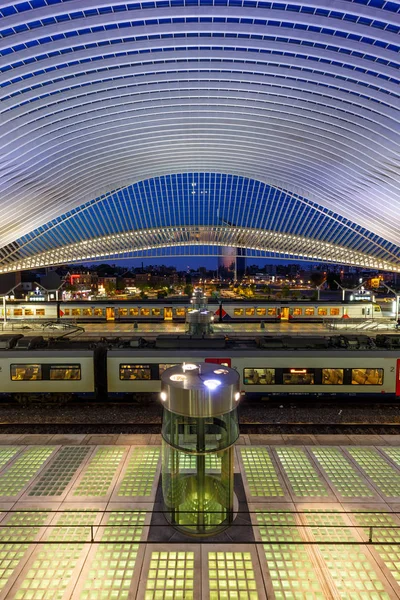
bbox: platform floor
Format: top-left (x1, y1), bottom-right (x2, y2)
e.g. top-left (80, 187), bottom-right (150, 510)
top-left (0, 436), bottom-right (398, 599)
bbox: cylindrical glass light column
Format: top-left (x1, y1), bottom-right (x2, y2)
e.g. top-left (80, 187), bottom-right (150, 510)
top-left (161, 363), bottom-right (240, 536)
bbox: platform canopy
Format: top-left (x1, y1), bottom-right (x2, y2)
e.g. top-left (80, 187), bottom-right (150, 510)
top-left (0, 0), bottom-right (399, 272)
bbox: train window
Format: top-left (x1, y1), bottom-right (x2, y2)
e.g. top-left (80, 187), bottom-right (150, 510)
top-left (305, 308), bottom-right (315, 316)
top-left (120, 364), bottom-right (152, 380)
top-left (36, 309), bottom-right (45, 316)
top-left (13, 309), bottom-right (23, 316)
top-left (119, 308), bottom-right (128, 317)
top-left (244, 368), bottom-right (275, 385)
top-left (129, 308), bottom-right (139, 317)
top-left (330, 308), bottom-right (340, 316)
top-left (283, 369), bottom-right (314, 385)
top-left (24, 308), bottom-right (33, 316)
top-left (94, 308), bottom-right (103, 317)
top-left (246, 308), bottom-right (255, 316)
top-left (256, 308), bottom-right (266, 316)
top-left (322, 368), bottom-right (343, 385)
top-left (63, 309), bottom-right (70, 316)
top-left (50, 365), bottom-right (81, 380)
top-left (11, 364), bottom-right (42, 381)
top-left (83, 308), bottom-right (92, 317)
top-left (293, 308), bottom-right (302, 316)
top-left (351, 369), bottom-right (383, 385)
top-left (267, 308), bottom-right (276, 316)
top-left (72, 308), bottom-right (81, 316)
top-left (152, 308), bottom-right (162, 316)
top-left (318, 308), bottom-right (328, 316)
top-left (234, 308), bottom-right (244, 316)
top-left (159, 363), bottom-right (179, 377)
top-left (140, 308), bottom-right (150, 317)
top-left (175, 308), bottom-right (185, 317)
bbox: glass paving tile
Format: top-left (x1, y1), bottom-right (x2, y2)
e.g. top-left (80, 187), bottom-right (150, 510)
top-left (256, 510), bottom-right (325, 600)
top-left (352, 512), bottom-right (400, 585)
top-left (0, 448), bottom-right (20, 471)
top-left (275, 448), bottom-right (329, 497)
top-left (117, 447), bottom-right (160, 497)
top-left (381, 447), bottom-right (400, 469)
top-left (304, 511), bottom-right (390, 600)
top-left (0, 447), bottom-right (54, 497)
top-left (310, 447), bottom-right (373, 498)
top-left (13, 510), bottom-right (98, 600)
top-left (0, 511), bottom-right (50, 592)
top-left (79, 511), bottom-right (146, 600)
top-left (145, 551), bottom-right (194, 600)
top-left (169, 452), bottom-right (220, 471)
top-left (28, 446), bottom-right (91, 497)
top-left (240, 448), bottom-right (284, 497)
top-left (208, 551), bottom-right (258, 600)
top-left (347, 448), bottom-right (400, 497)
top-left (74, 447), bottom-right (125, 497)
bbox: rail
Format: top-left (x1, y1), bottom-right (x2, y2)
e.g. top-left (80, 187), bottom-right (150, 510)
top-left (1, 510), bottom-right (399, 545)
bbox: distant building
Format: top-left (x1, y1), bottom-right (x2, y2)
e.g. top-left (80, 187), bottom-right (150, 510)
top-left (218, 247), bottom-right (246, 279)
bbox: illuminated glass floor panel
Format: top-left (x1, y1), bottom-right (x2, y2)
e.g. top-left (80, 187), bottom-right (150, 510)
top-left (240, 448), bottom-right (284, 497)
top-left (169, 452), bottom-right (221, 471)
top-left (145, 551), bottom-right (194, 600)
top-left (79, 511), bottom-right (146, 600)
top-left (0, 447), bottom-right (54, 497)
top-left (0, 448), bottom-right (20, 472)
top-left (208, 551), bottom-right (258, 600)
top-left (0, 511), bottom-right (50, 592)
top-left (256, 510), bottom-right (326, 600)
top-left (117, 447), bottom-right (160, 497)
top-left (310, 447), bottom-right (374, 498)
top-left (13, 511), bottom-right (98, 600)
top-left (275, 448), bottom-right (329, 497)
top-left (351, 512), bottom-right (400, 586)
top-left (347, 448), bottom-right (400, 497)
top-left (303, 512), bottom-right (391, 600)
top-left (28, 446), bottom-right (91, 497)
top-left (74, 447), bottom-right (125, 497)
top-left (381, 447), bottom-right (400, 468)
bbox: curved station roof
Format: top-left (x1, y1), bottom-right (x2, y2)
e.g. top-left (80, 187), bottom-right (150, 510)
top-left (0, 0), bottom-right (399, 272)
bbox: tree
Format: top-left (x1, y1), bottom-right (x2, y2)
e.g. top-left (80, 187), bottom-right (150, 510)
top-left (104, 281), bottom-right (116, 295)
top-left (310, 272), bottom-right (325, 287)
top-left (281, 285), bottom-right (290, 298)
top-left (184, 283), bottom-right (193, 296)
top-left (326, 271), bottom-right (341, 290)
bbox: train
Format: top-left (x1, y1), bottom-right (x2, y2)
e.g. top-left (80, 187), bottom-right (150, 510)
top-left (0, 333), bottom-right (399, 403)
top-left (1, 299), bottom-right (385, 323)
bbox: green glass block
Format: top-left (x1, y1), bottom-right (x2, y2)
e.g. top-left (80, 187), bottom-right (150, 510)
top-left (257, 510), bottom-right (325, 600)
top-left (74, 448), bottom-right (125, 497)
top-left (0, 447), bottom-right (20, 472)
top-left (28, 446), bottom-right (91, 497)
top-left (348, 448), bottom-right (400, 497)
top-left (0, 447), bottom-right (54, 497)
top-left (208, 551), bottom-right (258, 600)
top-left (381, 447), bottom-right (400, 470)
top-left (118, 447), bottom-right (160, 497)
top-left (304, 511), bottom-right (391, 599)
top-left (0, 511), bottom-right (50, 592)
top-left (240, 448), bottom-right (284, 497)
top-left (12, 511), bottom-right (98, 600)
top-left (79, 511), bottom-right (146, 600)
top-left (145, 552), bottom-right (194, 600)
top-left (275, 448), bottom-right (328, 497)
top-left (311, 447), bottom-right (373, 498)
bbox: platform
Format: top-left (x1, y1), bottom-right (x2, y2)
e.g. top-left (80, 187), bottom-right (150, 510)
top-left (0, 436), bottom-right (398, 599)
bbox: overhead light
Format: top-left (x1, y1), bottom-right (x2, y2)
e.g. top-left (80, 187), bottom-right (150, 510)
top-left (204, 379), bottom-right (221, 390)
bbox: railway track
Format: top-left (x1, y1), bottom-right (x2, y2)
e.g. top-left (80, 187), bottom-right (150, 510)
top-left (0, 422), bottom-right (400, 435)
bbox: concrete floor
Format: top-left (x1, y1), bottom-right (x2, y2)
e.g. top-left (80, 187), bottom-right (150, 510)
top-left (0, 436), bottom-right (398, 599)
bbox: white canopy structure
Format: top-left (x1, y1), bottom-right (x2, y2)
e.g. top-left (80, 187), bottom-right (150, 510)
top-left (0, 0), bottom-right (399, 271)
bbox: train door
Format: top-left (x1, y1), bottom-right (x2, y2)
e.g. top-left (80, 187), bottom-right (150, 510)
top-left (106, 307), bottom-right (115, 321)
top-left (205, 358), bottom-right (232, 367)
top-left (281, 307), bottom-right (290, 321)
top-left (164, 307), bottom-right (173, 321)
top-left (396, 360), bottom-right (400, 397)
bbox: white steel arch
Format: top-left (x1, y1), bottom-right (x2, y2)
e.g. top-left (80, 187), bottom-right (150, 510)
top-left (0, 0), bottom-right (399, 270)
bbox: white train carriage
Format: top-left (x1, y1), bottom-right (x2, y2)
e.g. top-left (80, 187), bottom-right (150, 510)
top-left (106, 349), bottom-right (400, 398)
top-left (0, 350), bottom-right (95, 401)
